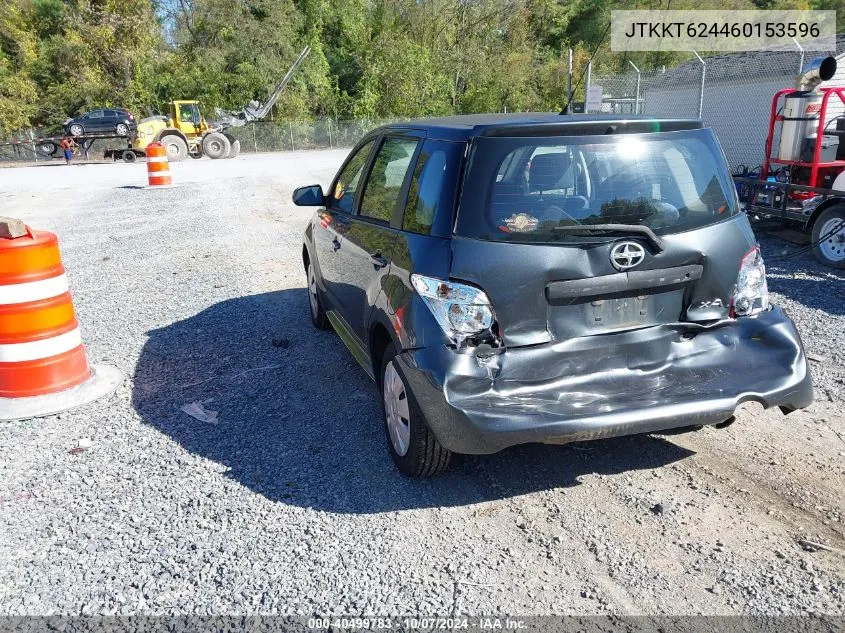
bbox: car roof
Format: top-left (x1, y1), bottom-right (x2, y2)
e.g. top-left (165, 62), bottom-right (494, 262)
top-left (380, 113), bottom-right (703, 142)
top-left (82, 108), bottom-right (129, 113)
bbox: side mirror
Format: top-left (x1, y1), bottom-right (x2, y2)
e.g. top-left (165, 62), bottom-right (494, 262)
top-left (292, 184), bottom-right (325, 207)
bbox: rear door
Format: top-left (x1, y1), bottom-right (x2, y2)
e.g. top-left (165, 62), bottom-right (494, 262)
top-left (105, 110), bottom-right (121, 131)
top-left (330, 133), bottom-right (422, 341)
top-left (451, 129), bottom-right (756, 347)
top-left (86, 110), bottom-right (106, 132)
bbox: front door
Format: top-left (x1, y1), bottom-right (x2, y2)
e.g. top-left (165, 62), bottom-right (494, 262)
top-left (334, 135), bottom-right (420, 341)
top-left (314, 138), bottom-right (376, 315)
top-left (177, 103), bottom-right (201, 136)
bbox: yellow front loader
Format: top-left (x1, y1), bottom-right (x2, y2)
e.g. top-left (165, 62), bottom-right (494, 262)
top-left (133, 100), bottom-right (237, 161)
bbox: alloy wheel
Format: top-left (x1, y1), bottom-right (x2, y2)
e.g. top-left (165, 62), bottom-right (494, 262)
top-left (383, 361), bottom-right (411, 457)
top-left (308, 264), bottom-right (319, 318)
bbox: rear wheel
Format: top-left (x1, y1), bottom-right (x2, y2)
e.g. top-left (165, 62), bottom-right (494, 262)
top-left (224, 135), bottom-right (240, 158)
top-left (116, 123), bottom-right (130, 136)
top-left (121, 150), bottom-right (136, 163)
top-left (161, 135), bottom-right (188, 162)
top-left (811, 205), bottom-right (845, 269)
top-left (202, 132), bottom-right (230, 159)
top-left (38, 141), bottom-right (57, 156)
top-left (380, 346), bottom-right (452, 477)
top-left (307, 260), bottom-right (329, 330)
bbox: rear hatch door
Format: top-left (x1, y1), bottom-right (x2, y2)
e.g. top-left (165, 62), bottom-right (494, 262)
top-left (452, 128), bottom-right (754, 347)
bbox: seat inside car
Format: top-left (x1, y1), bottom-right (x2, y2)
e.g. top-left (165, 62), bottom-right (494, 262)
top-left (528, 152), bottom-right (570, 193)
top-left (528, 153), bottom-right (589, 218)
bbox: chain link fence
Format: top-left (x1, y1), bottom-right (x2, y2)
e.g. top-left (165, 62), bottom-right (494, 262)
top-left (0, 118), bottom-right (398, 163)
top-left (225, 118), bottom-right (399, 154)
top-left (587, 36), bottom-right (845, 171)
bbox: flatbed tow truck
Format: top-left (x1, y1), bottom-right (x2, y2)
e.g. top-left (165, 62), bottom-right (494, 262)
top-left (0, 131), bottom-right (136, 162)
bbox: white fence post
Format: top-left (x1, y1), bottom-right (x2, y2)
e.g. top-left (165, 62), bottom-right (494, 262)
top-left (628, 60), bottom-right (641, 114)
top-left (792, 37), bottom-right (805, 73)
top-left (693, 51), bottom-right (706, 118)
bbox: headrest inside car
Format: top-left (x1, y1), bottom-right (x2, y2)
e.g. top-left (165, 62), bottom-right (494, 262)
top-left (529, 153), bottom-right (571, 192)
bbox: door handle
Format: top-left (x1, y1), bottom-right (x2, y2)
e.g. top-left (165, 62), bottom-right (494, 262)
top-left (369, 250), bottom-right (388, 268)
top-left (332, 237), bottom-right (341, 252)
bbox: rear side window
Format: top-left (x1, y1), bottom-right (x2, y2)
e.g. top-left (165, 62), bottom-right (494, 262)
top-left (359, 137), bottom-right (418, 223)
top-left (459, 129), bottom-right (737, 243)
top-left (106, 110), bottom-right (119, 118)
top-left (402, 140), bottom-right (464, 237)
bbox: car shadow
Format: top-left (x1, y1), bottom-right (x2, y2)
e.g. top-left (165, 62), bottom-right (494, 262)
top-left (131, 289), bottom-right (694, 513)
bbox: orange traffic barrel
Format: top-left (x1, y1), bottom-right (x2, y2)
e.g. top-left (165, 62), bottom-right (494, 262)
top-left (0, 218), bottom-right (122, 420)
top-left (146, 142), bottom-right (172, 187)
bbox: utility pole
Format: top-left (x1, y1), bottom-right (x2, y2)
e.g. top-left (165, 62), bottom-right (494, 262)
top-left (566, 48), bottom-right (573, 113)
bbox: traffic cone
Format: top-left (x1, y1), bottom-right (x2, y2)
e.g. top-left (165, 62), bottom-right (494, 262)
top-left (0, 217), bottom-right (122, 421)
top-left (146, 142), bottom-right (173, 188)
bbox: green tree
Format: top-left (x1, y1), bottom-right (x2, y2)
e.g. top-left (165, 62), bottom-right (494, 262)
top-left (0, 0), bottom-right (38, 134)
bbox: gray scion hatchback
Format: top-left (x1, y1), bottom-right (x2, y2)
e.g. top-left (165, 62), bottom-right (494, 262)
top-left (296, 113), bottom-right (813, 477)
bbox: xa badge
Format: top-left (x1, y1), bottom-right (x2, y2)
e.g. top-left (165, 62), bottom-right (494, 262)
top-left (610, 241), bottom-right (646, 271)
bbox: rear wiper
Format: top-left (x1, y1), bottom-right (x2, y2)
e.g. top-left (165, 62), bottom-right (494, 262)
top-left (551, 223), bottom-right (664, 252)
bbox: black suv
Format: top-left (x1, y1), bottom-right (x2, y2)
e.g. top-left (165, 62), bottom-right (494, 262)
top-left (65, 109), bottom-right (136, 137)
top-left (297, 114), bottom-right (813, 477)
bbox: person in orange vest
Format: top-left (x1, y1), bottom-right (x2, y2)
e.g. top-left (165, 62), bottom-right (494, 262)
top-left (58, 136), bottom-right (76, 165)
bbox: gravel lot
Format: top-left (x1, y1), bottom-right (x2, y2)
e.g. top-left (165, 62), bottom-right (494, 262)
top-left (0, 151), bottom-right (843, 616)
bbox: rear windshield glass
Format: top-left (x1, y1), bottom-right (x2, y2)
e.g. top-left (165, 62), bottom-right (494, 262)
top-left (457, 129), bottom-right (737, 243)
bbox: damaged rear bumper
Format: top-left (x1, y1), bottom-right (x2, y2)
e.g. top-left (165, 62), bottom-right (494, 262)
top-left (393, 306), bottom-right (813, 455)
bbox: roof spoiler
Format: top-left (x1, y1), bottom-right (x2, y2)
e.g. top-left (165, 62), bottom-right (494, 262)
top-left (479, 119), bottom-right (703, 137)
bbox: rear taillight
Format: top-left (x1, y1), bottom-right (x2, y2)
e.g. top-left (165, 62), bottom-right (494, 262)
top-left (411, 274), bottom-right (495, 346)
top-left (730, 246), bottom-right (769, 317)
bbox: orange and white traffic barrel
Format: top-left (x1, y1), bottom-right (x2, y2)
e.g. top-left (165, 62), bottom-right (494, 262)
top-left (146, 142), bottom-right (172, 188)
top-left (0, 218), bottom-right (122, 421)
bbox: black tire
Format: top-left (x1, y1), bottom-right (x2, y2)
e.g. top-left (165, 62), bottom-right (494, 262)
top-left (811, 205), bottom-right (845, 269)
top-left (121, 150), bottom-right (137, 163)
top-left (116, 123), bottom-right (130, 136)
top-left (202, 132), bottom-right (230, 159)
top-left (224, 135), bottom-right (240, 159)
top-left (161, 135), bottom-right (188, 162)
top-left (69, 124), bottom-right (84, 137)
top-left (306, 260), bottom-right (329, 330)
top-left (38, 141), bottom-right (58, 156)
top-left (380, 346), bottom-right (452, 477)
